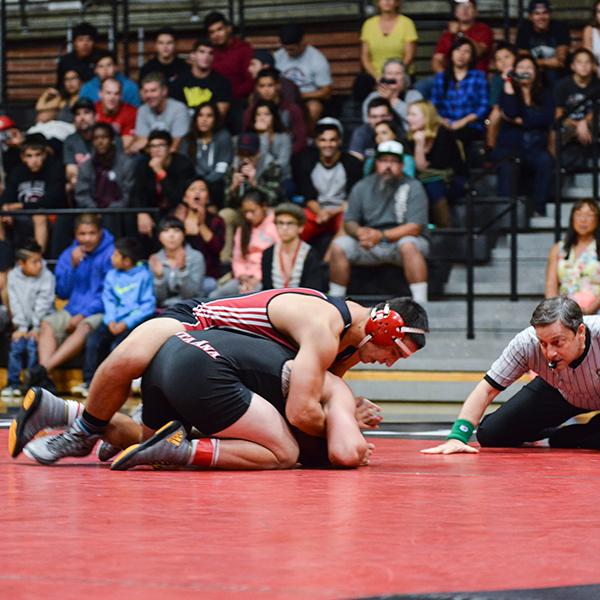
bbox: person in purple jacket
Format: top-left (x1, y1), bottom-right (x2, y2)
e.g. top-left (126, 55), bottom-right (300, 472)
top-left (23, 213), bottom-right (114, 392)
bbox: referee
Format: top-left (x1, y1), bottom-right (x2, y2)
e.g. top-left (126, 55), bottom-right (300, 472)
top-left (423, 296), bottom-right (600, 454)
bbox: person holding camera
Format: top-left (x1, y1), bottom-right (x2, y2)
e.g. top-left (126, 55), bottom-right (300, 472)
top-left (361, 58), bottom-right (422, 130)
top-left (492, 54), bottom-right (554, 216)
top-left (516, 0), bottom-right (570, 86)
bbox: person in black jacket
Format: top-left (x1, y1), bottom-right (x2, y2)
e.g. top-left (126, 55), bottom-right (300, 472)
top-left (133, 129), bottom-right (196, 253)
top-left (0, 134), bottom-right (65, 252)
top-left (261, 202), bottom-right (326, 291)
top-left (292, 118), bottom-right (362, 258)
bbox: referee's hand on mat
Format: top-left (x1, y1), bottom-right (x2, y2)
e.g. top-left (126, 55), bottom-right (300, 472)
top-left (420, 439), bottom-right (479, 455)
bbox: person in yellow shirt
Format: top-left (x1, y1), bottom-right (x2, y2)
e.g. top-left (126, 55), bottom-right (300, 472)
top-left (360, 0), bottom-right (418, 79)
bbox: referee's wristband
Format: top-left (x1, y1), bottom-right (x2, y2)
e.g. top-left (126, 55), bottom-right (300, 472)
top-left (447, 419), bottom-right (474, 444)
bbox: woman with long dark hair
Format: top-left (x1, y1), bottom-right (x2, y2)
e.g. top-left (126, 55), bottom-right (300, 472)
top-left (180, 101), bottom-right (234, 208)
top-left (430, 37), bottom-right (489, 145)
top-left (582, 0), bottom-right (600, 69)
top-left (493, 54), bottom-right (554, 216)
top-left (546, 199), bottom-right (600, 314)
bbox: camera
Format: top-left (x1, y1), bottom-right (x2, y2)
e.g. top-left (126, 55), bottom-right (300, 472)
top-left (507, 71), bottom-right (532, 82)
top-left (379, 77), bottom-right (397, 85)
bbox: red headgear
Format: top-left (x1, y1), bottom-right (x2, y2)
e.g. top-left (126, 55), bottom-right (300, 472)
top-left (358, 303), bottom-right (427, 355)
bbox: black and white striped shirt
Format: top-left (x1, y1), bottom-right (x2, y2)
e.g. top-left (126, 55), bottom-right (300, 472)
top-left (485, 316), bottom-right (600, 410)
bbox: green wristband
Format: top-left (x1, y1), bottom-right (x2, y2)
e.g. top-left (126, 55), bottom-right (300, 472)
top-left (447, 419), bottom-right (474, 444)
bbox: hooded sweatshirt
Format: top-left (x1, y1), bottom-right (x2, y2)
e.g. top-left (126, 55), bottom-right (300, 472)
top-left (7, 263), bottom-right (55, 332)
top-left (55, 228), bottom-right (115, 316)
top-left (102, 263), bottom-right (156, 329)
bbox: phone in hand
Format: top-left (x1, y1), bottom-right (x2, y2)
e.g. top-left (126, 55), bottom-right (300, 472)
top-left (379, 77), bottom-right (396, 85)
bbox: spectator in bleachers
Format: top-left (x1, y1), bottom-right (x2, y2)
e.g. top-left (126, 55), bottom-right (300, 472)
top-left (360, 0), bottom-right (418, 85)
top-left (170, 38), bottom-right (233, 118)
top-left (486, 42), bottom-right (518, 152)
top-left (494, 55), bottom-right (554, 216)
top-left (405, 99), bottom-right (466, 228)
top-left (431, 37), bottom-right (489, 146)
top-left (292, 117), bottom-right (362, 257)
top-left (56, 22), bottom-right (102, 86)
top-left (275, 24), bottom-right (332, 129)
top-left (361, 58), bottom-right (422, 130)
top-left (349, 96), bottom-right (400, 161)
top-left (0, 117), bottom-right (24, 191)
top-left (555, 48), bottom-right (600, 169)
top-left (516, 0), bottom-right (570, 86)
top-left (222, 132), bottom-right (284, 260)
top-left (1, 133), bottom-right (65, 252)
top-left (432, 0), bottom-right (494, 74)
top-left (24, 213), bottom-right (114, 392)
top-left (2, 240), bottom-right (55, 397)
top-left (363, 119), bottom-right (416, 178)
top-left (95, 77), bottom-right (137, 153)
top-left (248, 49), bottom-right (302, 106)
top-left (77, 236), bottom-right (155, 396)
top-left (545, 199), bottom-right (600, 314)
top-left (262, 202), bottom-right (325, 291)
top-left (75, 123), bottom-right (135, 237)
top-left (64, 98), bottom-right (96, 196)
top-left (245, 68), bottom-right (307, 155)
top-left (173, 178), bottom-right (225, 295)
top-left (28, 89), bottom-right (76, 157)
top-left (205, 12), bottom-right (254, 103)
top-left (139, 27), bottom-right (190, 85)
top-left (179, 101), bottom-right (233, 208)
top-left (132, 129), bottom-right (195, 246)
top-left (131, 73), bottom-right (190, 154)
top-left (79, 51), bottom-right (141, 108)
top-left (57, 68), bottom-right (84, 123)
top-left (328, 140), bottom-right (429, 303)
top-left (583, 1), bottom-right (600, 68)
top-left (246, 99), bottom-right (293, 188)
top-left (149, 217), bottom-right (205, 308)
top-left (209, 189), bottom-right (279, 299)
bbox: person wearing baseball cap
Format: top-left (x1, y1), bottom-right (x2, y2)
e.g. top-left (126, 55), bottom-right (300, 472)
top-left (516, 0), bottom-right (570, 85)
top-left (328, 139), bottom-right (430, 303)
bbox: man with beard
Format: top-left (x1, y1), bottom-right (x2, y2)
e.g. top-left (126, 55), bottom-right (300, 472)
top-left (328, 140), bottom-right (429, 303)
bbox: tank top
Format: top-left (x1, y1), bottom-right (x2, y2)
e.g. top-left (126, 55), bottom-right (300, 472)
top-left (557, 240), bottom-right (600, 302)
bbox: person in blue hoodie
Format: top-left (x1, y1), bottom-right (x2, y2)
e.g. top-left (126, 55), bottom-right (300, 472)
top-left (75, 237), bottom-right (155, 396)
top-left (23, 213), bottom-right (114, 392)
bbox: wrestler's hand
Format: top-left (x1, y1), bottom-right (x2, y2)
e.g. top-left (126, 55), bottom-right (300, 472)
top-left (420, 439), bottom-right (479, 454)
top-left (355, 396), bottom-right (383, 430)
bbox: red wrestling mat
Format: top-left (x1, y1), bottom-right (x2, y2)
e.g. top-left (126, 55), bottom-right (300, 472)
top-left (2, 432), bottom-right (600, 600)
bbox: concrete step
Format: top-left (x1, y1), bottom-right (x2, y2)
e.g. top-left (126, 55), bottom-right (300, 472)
top-left (445, 264), bottom-right (546, 295)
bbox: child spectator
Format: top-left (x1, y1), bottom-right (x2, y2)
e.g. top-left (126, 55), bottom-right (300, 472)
top-left (179, 101), bottom-right (234, 207)
top-left (139, 28), bottom-right (190, 85)
top-left (431, 37), bottom-right (489, 146)
top-left (209, 189), bottom-right (278, 299)
top-left (3, 240), bottom-right (55, 397)
top-left (174, 179), bottom-right (225, 295)
top-left (23, 213), bottom-right (114, 392)
top-left (262, 202), bottom-right (325, 291)
top-left (1, 133), bottom-right (65, 252)
top-left (78, 237), bottom-right (155, 396)
top-left (555, 48), bottom-right (600, 169)
top-left (149, 217), bottom-right (205, 308)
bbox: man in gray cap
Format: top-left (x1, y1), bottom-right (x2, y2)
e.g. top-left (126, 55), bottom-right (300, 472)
top-left (329, 140), bottom-right (430, 302)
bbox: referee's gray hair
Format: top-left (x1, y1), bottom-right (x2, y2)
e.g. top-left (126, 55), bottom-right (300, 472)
top-left (530, 297), bottom-right (583, 333)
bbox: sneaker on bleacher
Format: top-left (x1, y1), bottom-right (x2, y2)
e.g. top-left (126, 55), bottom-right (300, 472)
top-left (70, 382), bottom-right (89, 398)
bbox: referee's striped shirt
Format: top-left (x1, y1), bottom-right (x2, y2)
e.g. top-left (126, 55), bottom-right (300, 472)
top-left (485, 316), bottom-right (600, 411)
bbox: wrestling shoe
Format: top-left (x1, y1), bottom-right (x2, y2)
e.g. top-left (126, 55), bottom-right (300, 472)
top-left (23, 425), bottom-right (99, 465)
top-left (9, 387), bottom-right (68, 458)
top-left (111, 421), bottom-right (191, 471)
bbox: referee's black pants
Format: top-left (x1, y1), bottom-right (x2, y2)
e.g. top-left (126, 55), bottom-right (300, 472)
top-left (476, 376), bottom-right (599, 448)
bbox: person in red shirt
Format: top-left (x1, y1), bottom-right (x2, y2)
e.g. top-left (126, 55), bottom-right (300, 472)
top-left (204, 11), bottom-right (254, 101)
top-left (95, 77), bottom-right (137, 153)
top-left (432, 0), bottom-right (494, 73)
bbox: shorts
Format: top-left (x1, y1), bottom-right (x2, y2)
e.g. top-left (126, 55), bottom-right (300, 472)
top-left (158, 298), bottom-right (200, 325)
top-left (333, 234), bottom-right (430, 267)
top-left (42, 310), bottom-right (103, 346)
